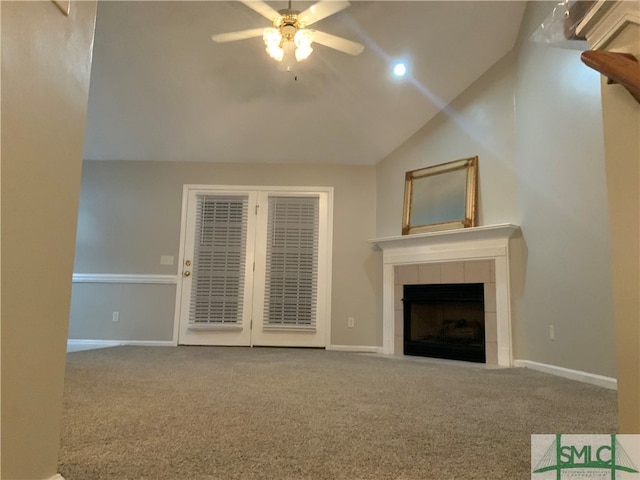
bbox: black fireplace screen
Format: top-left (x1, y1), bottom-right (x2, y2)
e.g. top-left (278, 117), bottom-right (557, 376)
top-left (403, 283), bottom-right (485, 363)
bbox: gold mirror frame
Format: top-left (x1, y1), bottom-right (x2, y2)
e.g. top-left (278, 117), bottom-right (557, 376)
top-left (402, 156), bottom-right (478, 235)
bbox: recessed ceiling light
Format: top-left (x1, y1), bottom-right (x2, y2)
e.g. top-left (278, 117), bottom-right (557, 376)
top-left (392, 62), bottom-right (407, 77)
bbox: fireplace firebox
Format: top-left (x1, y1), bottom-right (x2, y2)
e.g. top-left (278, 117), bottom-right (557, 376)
top-left (403, 283), bottom-right (485, 363)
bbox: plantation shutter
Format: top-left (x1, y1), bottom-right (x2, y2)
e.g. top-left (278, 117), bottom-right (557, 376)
top-left (263, 196), bottom-right (319, 330)
top-left (189, 194), bottom-right (248, 327)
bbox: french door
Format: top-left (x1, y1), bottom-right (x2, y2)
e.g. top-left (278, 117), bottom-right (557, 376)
top-left (176, 185), bottom-right (332, 348)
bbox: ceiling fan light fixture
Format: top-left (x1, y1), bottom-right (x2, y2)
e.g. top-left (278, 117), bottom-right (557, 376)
top-left (294, 29), bottom-right (312, 47)
top-left (263, 27), bottom-right (281, 45)
top-left (295, 44), bottom-right (312, 62)
top-left (294, 29), bottom-right (313, 61)
top-left (263, 27), bottom-right (284, 61)
top-left (267, 44), bottom-right (284, 61)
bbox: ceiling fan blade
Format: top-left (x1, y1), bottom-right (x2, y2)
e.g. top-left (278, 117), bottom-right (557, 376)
top-left (211, 28), bottom-right (265, 43)
top-left (311, 30), bottom-right (364, 56)
top-left (300, 1), bottom-right (350, 26)
top-left (239, 0), bottom-right (281, 22)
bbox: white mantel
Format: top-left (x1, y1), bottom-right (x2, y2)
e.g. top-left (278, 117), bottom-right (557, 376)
top-left (370, 223), bottom-right (521, 367)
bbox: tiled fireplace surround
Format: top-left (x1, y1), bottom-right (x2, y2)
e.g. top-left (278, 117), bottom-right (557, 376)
top-left (394, 260), bottom-right (498, 363)
top-left (372, 224), bottom-right (520, 367)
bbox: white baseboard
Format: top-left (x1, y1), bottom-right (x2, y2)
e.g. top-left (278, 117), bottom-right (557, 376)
top-left (72, 273), bottom-right (178, 285)
top-left (327, 345), bottom-right (383, 354)
top-left (67, 339), bottom-right (175, 352)
top-left (69, 341), bottom-right (382, 353)
top-left (67, 339), bottom-right (121, 352)
top-left (47, 474), bottom-right (65, 480)
top-left (513, 359), bottom-right (617, 390)
top-left (117, 340), bottom-right (175, 347)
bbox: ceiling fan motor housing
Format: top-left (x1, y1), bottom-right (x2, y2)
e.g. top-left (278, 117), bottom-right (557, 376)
top-left (276, 12), bottom-right (302, 41)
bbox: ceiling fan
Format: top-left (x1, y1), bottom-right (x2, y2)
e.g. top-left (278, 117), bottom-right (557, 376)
top-left (211, 0), bottom-right (364, 63)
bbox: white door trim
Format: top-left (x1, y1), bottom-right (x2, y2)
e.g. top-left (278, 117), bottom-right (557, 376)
top-left (173, 184), bottom-right (333, 348)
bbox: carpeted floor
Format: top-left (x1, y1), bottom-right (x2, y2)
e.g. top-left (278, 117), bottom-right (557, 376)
top-left (59, 346), bottom-right (618, 480)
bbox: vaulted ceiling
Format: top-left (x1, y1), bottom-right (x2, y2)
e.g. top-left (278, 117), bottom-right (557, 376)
top-left (83, 1), bottom-right (527, 165)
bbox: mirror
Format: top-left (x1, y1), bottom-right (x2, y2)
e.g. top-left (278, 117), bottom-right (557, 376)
top-left (402, 156), bottom-right (478, 235)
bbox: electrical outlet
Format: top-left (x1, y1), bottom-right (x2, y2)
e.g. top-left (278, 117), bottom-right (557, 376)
top-left (549, 325), bottom-right (555, 341)
top-left (348, 317), bottom-right (355, 328)
top-left (112, 311), bottom-right (120, 323)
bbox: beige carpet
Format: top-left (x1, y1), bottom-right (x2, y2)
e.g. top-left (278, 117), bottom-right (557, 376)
top-left (59, 346), bottom-right (617, 479)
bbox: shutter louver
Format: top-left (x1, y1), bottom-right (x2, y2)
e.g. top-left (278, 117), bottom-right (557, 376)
top-left (189, 195), bottom-right (248, 327)
top-left (264, 196), bottom-right (319, 330)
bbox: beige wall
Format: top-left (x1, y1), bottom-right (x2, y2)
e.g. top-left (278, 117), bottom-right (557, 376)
top-left (598, 23), bottom-right (640, 433)
top-left (375, 51), bottom-right (520, 236)
top-left (376, 1), bottom-right (616, 378)
top-left (512, 1), bottom-right (614, 377)
top-left (70, 284), bottom-right (176, 341)
top-left (1, 1), bottom-right (97, 479)
top-left (71, 161), bottom-right (381, 346)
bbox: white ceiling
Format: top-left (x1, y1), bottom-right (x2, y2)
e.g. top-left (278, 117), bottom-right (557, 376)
top-left (83, 1), bottom-right (527, 166)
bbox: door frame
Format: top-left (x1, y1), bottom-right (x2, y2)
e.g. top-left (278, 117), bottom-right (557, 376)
top-left (172, 184), bottom-right (334, 348)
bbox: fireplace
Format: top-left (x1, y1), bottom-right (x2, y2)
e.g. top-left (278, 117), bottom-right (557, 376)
top-left (371, 223), bottom-right (521, 366)
top-left (403, 283), bottom-right (485, 363)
